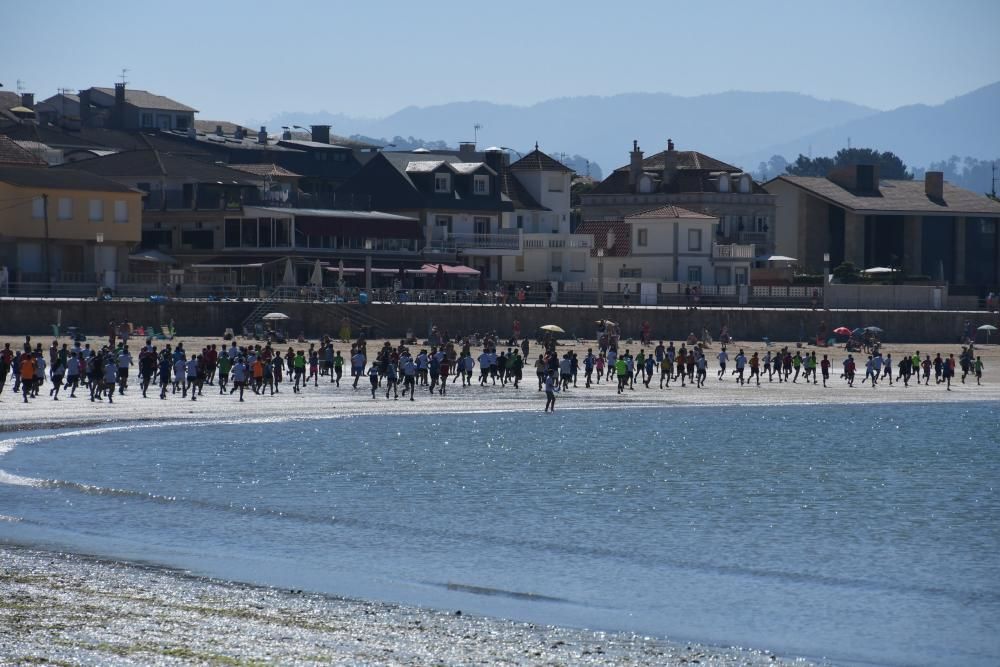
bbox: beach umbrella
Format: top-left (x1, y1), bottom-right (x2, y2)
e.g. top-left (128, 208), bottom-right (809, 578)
top-left (595, 319), bottom-right (618, 327)
top-left (540, 324), bottom-right (566, 333)
top-left (308, 259), bottom-right (323, 287)
top-left (763, 255), bottom-right (797, 262)
top-left (262, 312), bottom-right (290, 321)
top-left (865, 326), bottom-right (884, 334)
top-left (862, 267), bottom-right (898, 274)
top-left (833, 326), bottom-right (852, 336)
top-left (282, 257), bottom-right (295, 286)
top-left (851, 327), bottom-right (865, 337)
top-left (337, 259), bottom-right (345, 295)
top-left (979, 324), bottom-right (997, 343)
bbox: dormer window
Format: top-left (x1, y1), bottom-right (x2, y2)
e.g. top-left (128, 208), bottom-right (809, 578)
top-left (739, 174), bottom-right (751, 193)
top-left (718, 174), bottom-right (730, 192)
top-left (434, 173), bottom-right (451, 193)
top-left (473, 174), bottom-right (489, 195)
top-left (638, 175), bottom-right (653, 194)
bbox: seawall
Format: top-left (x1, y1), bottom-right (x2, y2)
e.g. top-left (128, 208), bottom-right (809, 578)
top-left (0, 299), bottom-right (995, 344)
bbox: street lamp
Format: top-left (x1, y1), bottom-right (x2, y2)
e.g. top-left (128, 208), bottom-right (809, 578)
top-left (823, 252), bottom-right (830, 284)
top-left (364, 239), bottom-right (373, 291)
top-left (597, 247), bottom-right (605, 308)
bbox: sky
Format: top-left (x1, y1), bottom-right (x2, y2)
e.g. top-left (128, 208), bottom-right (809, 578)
top-left (2, 0), bottom-right (999, 124)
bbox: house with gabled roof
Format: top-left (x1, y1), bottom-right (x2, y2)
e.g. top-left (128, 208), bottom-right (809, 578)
top-left (78, 83), bottom-right (197, 131)
top-left (581, 139), bottom-right (777, 257)
top-left (765, 165), bottom-right (1000, 292)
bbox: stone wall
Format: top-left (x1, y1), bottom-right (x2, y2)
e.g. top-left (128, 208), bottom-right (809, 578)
top-left (1, 299), bottom-right (995, 344)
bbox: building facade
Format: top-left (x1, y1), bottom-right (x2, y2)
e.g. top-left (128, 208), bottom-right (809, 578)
top-left (765, 166), bottom-right (1000, 292)
top-left (580, 140), bottom-right (777, 257)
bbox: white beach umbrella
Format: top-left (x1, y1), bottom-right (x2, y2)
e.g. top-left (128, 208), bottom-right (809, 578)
top-left (282, 257), bottom-right (295, 286)
top-left (308, 259), bottom-right (324, 287)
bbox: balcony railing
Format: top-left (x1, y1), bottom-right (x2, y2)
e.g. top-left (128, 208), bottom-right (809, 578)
top-left (523, 234), bottom-right (593, 250)
top-left (426, 231), bottom-right (522, 252)
top-left (712, 243), bottom-right (755, 259)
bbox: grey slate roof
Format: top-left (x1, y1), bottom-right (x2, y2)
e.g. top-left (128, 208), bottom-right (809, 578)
top-left (90, 87), bottom-right (197, 113)
top-left (510, 148), bottom-right (573, 173)
top-left (768, 175), bottom-right (1000, 216)
top-left (58, 149), bottom-right (256, 185)
top-left (0, 164), bottom-right (138, 192)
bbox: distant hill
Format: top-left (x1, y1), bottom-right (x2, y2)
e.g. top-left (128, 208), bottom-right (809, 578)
top-left (252, 91), bottom-right (878, 175)
top-left (735, 82), bottom-right (1000, 171)
top-left (253, 83), bottom-right (999, 177)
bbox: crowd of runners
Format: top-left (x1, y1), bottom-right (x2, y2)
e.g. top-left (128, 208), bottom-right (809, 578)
top-left (0, 333), bottom-right (987, 409)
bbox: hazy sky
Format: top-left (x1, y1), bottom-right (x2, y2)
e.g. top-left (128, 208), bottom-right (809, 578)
top-left (3, 0), bottom-right (998, 123)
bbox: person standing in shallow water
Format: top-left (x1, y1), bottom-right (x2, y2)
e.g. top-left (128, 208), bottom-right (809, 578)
top-left (543, 370), bottom-right (560, 412)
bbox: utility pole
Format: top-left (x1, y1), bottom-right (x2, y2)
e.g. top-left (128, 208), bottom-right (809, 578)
top-left (42, 194), bottom-right (51, 287)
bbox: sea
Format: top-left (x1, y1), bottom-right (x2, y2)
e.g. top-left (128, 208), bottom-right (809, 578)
top-left (1, 402), bottom-right (998, 667)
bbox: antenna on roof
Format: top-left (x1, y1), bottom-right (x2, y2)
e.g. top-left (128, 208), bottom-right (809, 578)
top-left (473, 123), bottom-right (482, 145)
top-left (119, 68), bottom-right (129, 85)
top-left (991, 161), bottom-right (997, 199)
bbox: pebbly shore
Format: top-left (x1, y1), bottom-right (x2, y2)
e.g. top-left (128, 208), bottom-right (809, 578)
top-left (0, 545), bottom-right (816, 666)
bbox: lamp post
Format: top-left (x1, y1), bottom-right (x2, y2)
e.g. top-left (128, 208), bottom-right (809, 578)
top-left (364, 239), bottom-right (373, 292)
top-left (597, 247), bottom-right (605, 308)
top-left (823, 252), bottom-right (830, 284)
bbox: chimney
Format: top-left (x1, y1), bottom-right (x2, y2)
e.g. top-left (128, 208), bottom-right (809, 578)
top-left (458, 142), bottom-right (476, 159)
top-left (112, 82), bottom-right (126, 129)
top-left (258, 126), bottom-right (268, 145)
top-left (925, 171), bottom-right (944, 200)
top-left (78, 89), bottom-right (91, 126)
top-left (662, 138), bottom-right (678, 184)
top-left (235, 126), bottom-right (245, 140)
top-left (310, 124), bottom-right (331, 144)
top-left (20, 93), bottom-right (34, 109)
top-left (484, 147), bottom-right (505, 173)
top-left (281, 128), bottom-right (292, 140)
top-left (215, 124), bottom-right (224, 136)
top-left (628, 140), bottom-right (644, 187)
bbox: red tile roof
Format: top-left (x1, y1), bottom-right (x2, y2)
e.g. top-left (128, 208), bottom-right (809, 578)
top-left (0, 135), bottom-right (47, 166)
top-left (576, 219), bottom-right (632, 257)
top-left (627, 205), bottom-right (715, 220)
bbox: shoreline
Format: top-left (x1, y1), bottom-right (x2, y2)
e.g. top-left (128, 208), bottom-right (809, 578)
top-left (0, 542), bottom-right (813, 666)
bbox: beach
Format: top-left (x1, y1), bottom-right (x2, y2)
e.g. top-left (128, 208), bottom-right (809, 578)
top-left (1, 334), bottom-right (996, 433)
top-left (1, 333), bottom-right (997, 666)
top-left (0, 544), bottom-right (807, 666)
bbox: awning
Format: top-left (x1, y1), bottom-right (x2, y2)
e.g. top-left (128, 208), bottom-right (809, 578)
top-left (323, 267), bottom-right (398, 274)
top-left (408, 263), bottom-right (480, 276)
top-left (191, 261), bottom-right (266, 269)
top-left (129, 249), bottom-right (177, 264)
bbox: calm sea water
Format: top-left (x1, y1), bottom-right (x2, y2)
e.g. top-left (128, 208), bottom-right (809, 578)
top-left (1, 403), bottom-right (998, 666)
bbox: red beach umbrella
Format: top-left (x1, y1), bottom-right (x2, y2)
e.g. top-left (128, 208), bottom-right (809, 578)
top-left (833, 326), bottom-right (852, 336)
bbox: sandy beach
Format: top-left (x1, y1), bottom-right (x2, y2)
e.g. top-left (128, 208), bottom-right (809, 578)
top-left (1, 334), bottom-right (996, 433)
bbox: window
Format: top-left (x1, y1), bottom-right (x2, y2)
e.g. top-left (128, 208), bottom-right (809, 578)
top-left (739, 174), bottom-right (751, 193)
top-left (474, 217), bottom-right (491, 235)
top-left (687, 228), bottom-right (702, 251)
top-left (225, 219), bottom-right (241, 247)
top-left (638, 175), bottom-right (653, 193)
top-left (687, 266), bottom-right (702, 283)
top-left (181, 230), bottom-right (214, 250)
top-left (473, 175), bottom-right (489, 194)
top-left (570, 253), bottom-right (586, 272)
top-left (514, 255), bottom-right (525, 272)
top-left (434, 173), bottom-right (451, 193)
top-left (435, 215), bottom-right (452, 232)
top-left (735, 267), bottom-right (748, 285)
top-left (31, 197), bottom-right (44, 219)
top-left (142, 230), bottom-right (172, 249)
top-left (141, 113), bottom-right (154, 128)
top-left (58, 197), bottom-right (72, 220)
top-left (258, 218), bottom-right (273, 247)
top-left (175, 115), bottom-right (189, 130)
top-left (241, 219), bottom-right (258, 247)
top-left (547, 174), bottom-right (564, 192)
top-left (114, 200), bottom-right (128, 223)
top-left (754, 215), bottom-right (768, 233)
top-left (619, 267), bottom-right (642, 278)
top-left (637, 228), bottom-right (648, 247)
top-left (516, 214), bottom-right (524, 230)
top-left (275, 219), bottom-right (291, 247)
top-left (550, 250), bottom-right (562, 273)
top-left (89, 199), bottom-right (104, 222)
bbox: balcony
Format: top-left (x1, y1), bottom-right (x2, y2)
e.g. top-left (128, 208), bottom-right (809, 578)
top-left (523, 234), bottom-right (593, 250)
top-left (426, 230), bottom-right (522, 255)
top-left (712, 243), bottom-right (755, 260)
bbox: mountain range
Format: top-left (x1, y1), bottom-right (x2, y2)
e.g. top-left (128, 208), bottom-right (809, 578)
top-left (252, 82), bottom-right (1000, 177)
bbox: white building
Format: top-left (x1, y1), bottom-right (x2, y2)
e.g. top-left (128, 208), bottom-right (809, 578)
top-left (576, 205), bottom-right (754, 290)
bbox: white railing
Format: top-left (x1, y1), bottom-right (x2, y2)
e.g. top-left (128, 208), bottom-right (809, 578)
top-left (712, 243), bottom-right (755, 259)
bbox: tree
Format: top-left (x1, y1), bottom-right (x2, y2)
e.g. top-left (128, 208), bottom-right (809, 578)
top-left (832, 261), bottom-right (861, 283)
top-left (785, 148), bottom-right (913, 179)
